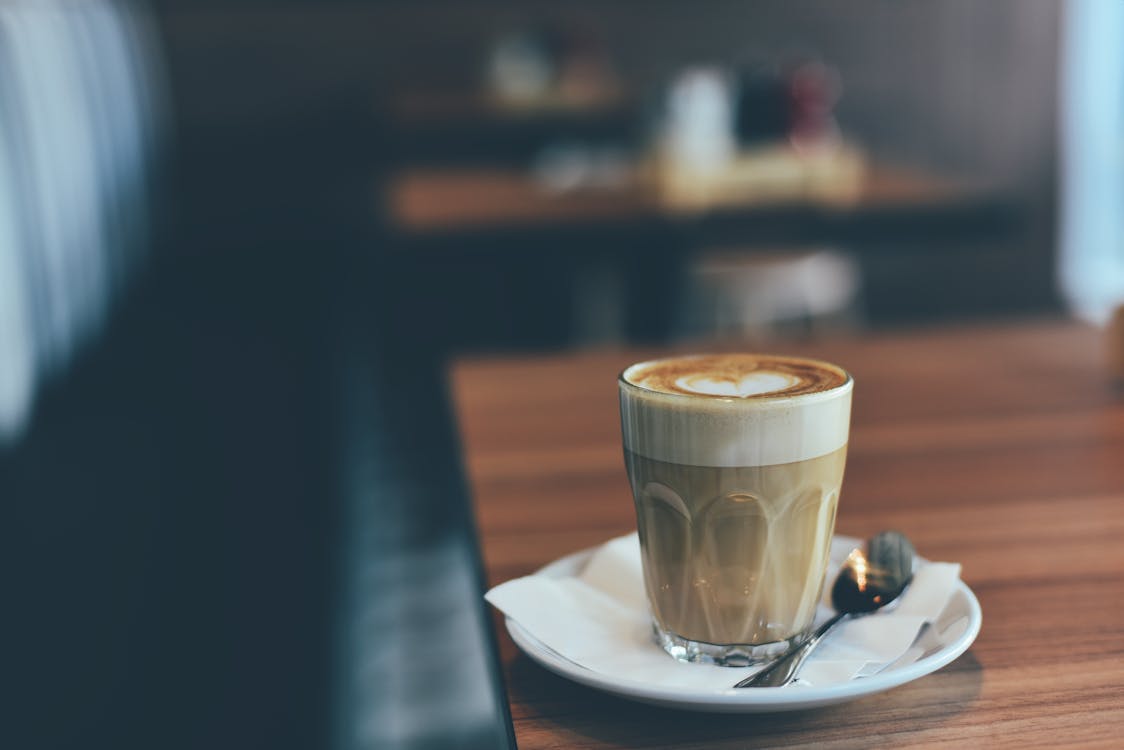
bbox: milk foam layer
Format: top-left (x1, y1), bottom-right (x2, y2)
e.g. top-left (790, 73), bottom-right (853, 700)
top-left (620, 354), bottom-right (852, 467)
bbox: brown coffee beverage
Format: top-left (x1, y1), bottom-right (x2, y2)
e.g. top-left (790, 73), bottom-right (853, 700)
top-left (619, 353), bottom-right (852, 666)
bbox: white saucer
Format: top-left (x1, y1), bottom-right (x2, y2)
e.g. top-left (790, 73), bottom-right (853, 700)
top-left (505, 539), bottom-right (982, 713)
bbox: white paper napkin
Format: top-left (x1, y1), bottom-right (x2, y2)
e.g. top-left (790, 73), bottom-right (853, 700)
top-left (486, 533), bottom-right (962, 690)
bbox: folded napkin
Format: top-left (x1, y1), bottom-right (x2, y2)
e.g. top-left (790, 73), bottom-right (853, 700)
top-left (486, 533), bottom-right (962, 690)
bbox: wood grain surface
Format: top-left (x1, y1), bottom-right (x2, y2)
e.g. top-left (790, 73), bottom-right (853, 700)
top-left (451, 320), bottom-right (1124, 748)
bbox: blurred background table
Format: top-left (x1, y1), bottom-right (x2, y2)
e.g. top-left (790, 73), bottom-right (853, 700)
top-left (383, 161), bottom-right (1015, 352)
top-left (389, 162), bottom-right (1003, 240)
top-left (451, 319), bottom-right (1124, 748)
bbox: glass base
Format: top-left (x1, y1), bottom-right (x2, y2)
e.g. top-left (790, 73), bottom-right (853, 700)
top-left (652, 622), bottom-right (808, 667)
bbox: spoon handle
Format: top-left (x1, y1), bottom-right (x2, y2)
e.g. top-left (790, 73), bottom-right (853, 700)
top-left (733, 612), bottom-right (847, 688)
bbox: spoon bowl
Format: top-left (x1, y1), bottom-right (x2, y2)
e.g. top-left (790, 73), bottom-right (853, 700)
top-left (833, 530), bottom-right (915, 613)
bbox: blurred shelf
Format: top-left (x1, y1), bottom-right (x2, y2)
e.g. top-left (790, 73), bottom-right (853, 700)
top-left (387, 88), bottom-right (630, 126)
top-left (381, 89), bottom-right (639, 168)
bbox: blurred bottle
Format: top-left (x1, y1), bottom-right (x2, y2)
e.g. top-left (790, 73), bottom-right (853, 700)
top-left (487, 29), bottom-right (556, 105)
top-left (786, 59), bottom-right (843, 153)
top-left (661, 66), bottom-right (738, 177)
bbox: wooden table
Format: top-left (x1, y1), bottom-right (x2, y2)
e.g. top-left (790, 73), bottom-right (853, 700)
top-left (451, 320), bottom-right (1124, 748)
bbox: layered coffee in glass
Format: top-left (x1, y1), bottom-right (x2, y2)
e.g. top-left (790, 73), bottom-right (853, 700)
top-left (619, 354), bottom-right (852, 666)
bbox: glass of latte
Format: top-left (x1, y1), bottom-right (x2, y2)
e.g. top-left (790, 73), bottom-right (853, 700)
top-left (619, 353), bottom-right (852, 666)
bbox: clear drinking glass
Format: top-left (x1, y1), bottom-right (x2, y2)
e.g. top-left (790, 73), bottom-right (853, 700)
top-left (619, 354), bottom-right (853, 666)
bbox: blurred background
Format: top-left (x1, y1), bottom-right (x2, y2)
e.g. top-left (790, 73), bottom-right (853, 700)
top-left (1, 0), bottom-right (1120, 748)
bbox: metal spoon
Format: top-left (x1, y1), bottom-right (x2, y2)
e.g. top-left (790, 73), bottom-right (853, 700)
top-left (734, 530), bottom-right (915, 688)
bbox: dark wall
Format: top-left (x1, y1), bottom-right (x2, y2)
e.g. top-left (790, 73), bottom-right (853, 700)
top-left (153, 0), bottom-right (1061, 325)
top-left (155, 1), bottom-right (1057, 178)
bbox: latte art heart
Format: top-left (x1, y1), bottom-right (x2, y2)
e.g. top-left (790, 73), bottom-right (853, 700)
top-left (675, 371), bottom-right (799, 398)
top-left (623, 353), bottom-right (848, 401)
